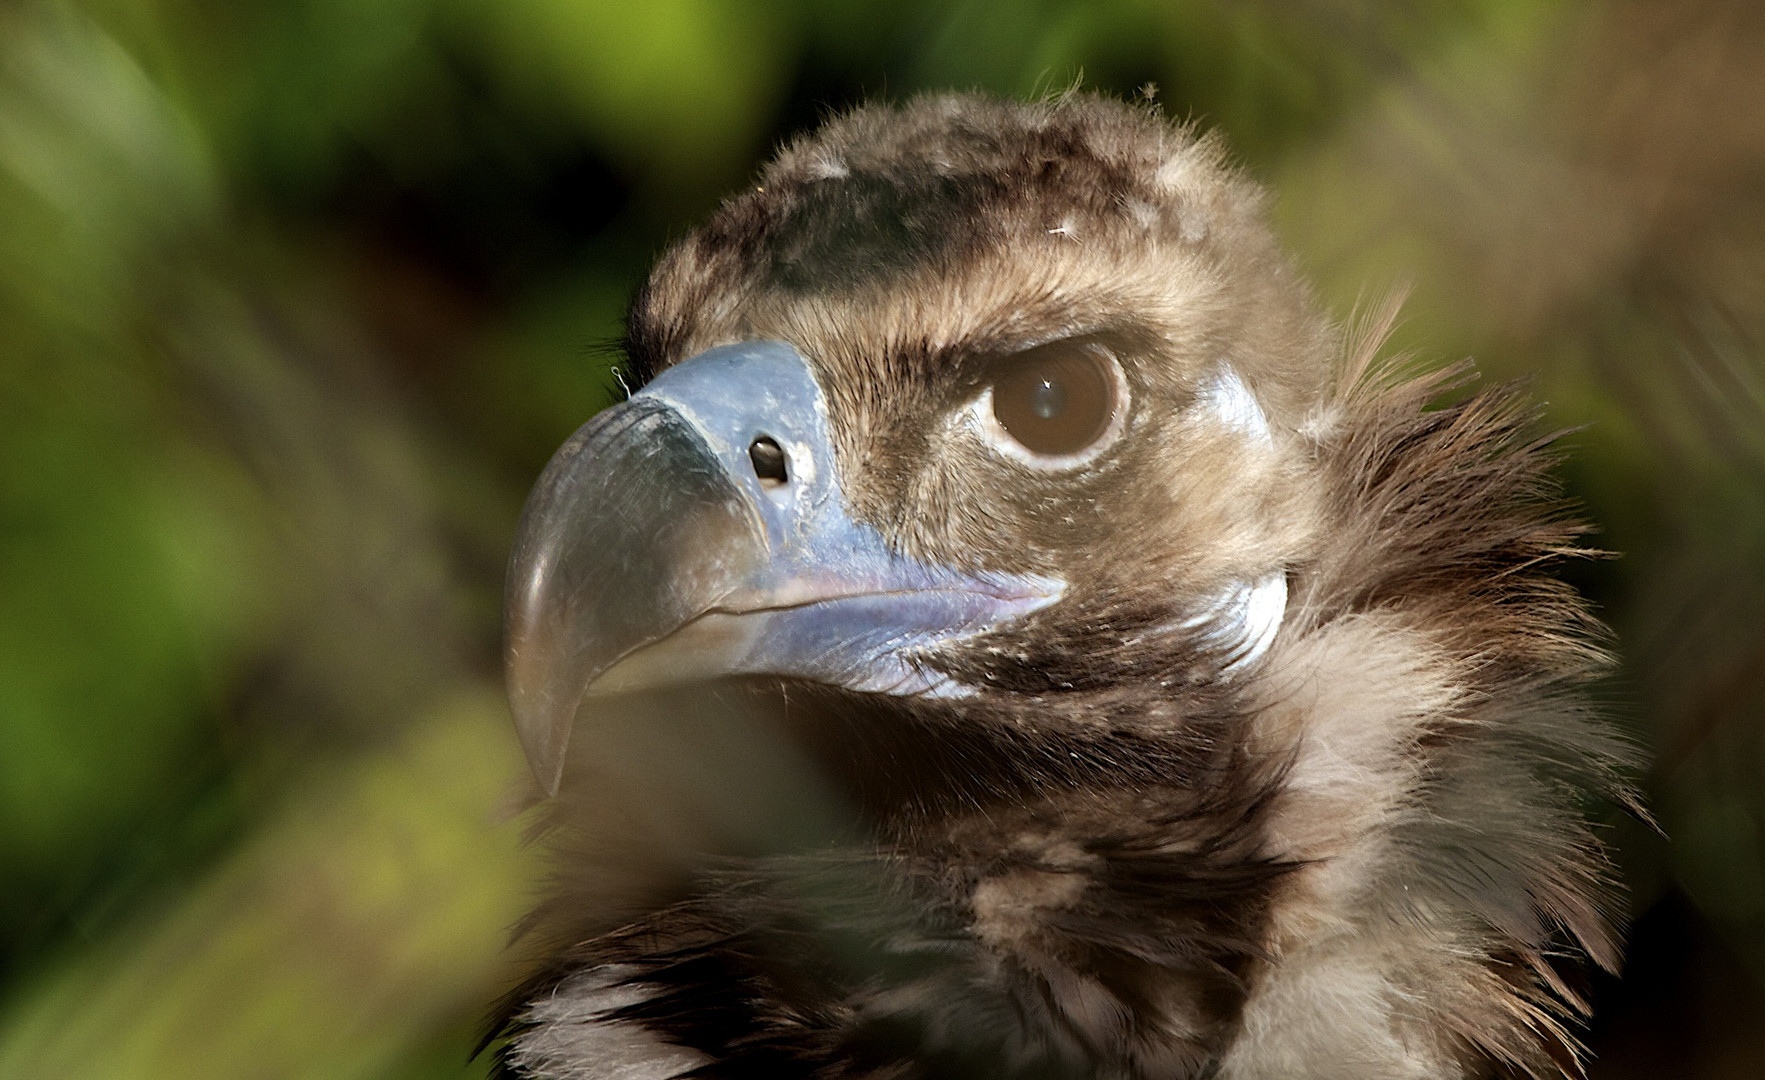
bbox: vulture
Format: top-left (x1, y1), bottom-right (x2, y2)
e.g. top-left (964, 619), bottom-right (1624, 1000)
top-left (490, 93), bottom-right (1634, 1080)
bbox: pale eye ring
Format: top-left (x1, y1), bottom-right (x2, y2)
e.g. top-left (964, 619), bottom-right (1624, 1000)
top-left (967, 340), bottom-right (1129, 469)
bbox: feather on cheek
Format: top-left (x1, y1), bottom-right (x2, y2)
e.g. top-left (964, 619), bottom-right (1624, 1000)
top-left (1133, 365), bottom-right (1294, 674)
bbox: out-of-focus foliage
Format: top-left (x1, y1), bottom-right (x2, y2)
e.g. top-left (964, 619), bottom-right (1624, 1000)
top-left (0, 0), bottom-right (1758, 1076)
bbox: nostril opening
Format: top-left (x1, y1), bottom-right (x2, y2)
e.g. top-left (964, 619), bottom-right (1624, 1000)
top-left (749, 437), bottom-right (788, 486)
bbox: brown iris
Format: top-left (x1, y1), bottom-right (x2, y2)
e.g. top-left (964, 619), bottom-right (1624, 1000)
top-left (989, 340), bottom-right (1120, 457)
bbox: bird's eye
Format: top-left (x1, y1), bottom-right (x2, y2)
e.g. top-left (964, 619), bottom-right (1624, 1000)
top-left (978, 340), bottom-right (1126, 466)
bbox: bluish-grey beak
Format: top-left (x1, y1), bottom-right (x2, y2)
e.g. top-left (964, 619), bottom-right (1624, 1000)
top-left (504, 341), bottom-right (1064, 794)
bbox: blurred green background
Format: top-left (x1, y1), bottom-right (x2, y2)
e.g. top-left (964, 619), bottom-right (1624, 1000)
top-left (0, 0), bottom-right (1760, 1075)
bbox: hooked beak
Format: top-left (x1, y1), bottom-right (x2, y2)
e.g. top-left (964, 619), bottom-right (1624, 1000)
top-left (504, 341), bottom-right (1063, 795)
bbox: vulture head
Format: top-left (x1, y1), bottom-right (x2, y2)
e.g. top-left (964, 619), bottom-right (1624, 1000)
top-left (493, 94), bottom-right (1634, 1080)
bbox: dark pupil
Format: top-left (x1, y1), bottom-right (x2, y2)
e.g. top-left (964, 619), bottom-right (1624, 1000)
top-left (990, 342), bottom-right (1114, 456)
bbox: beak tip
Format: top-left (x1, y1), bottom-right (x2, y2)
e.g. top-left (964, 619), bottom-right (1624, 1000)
top-left (508, 673), bottom-right (577, 800)
top-left (514, 713), bottom-right (570, 799)
top-left (535, 759), bottom-right (565, 799)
